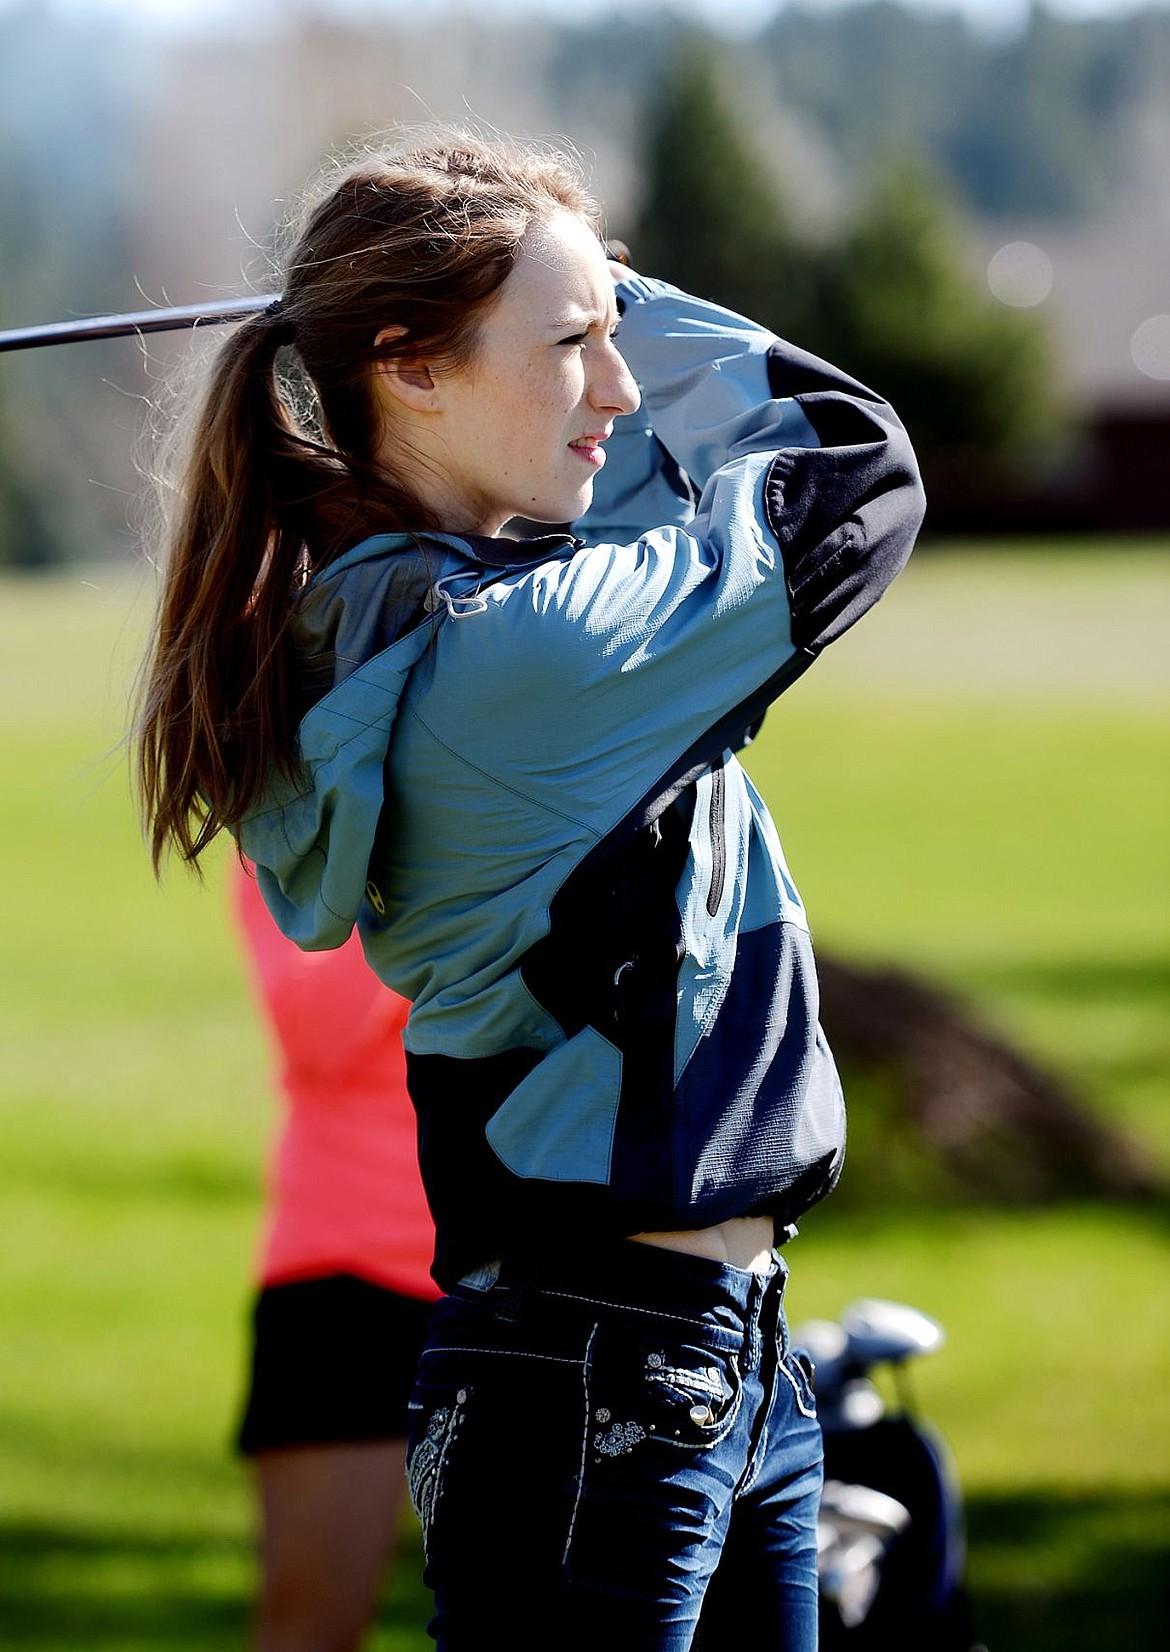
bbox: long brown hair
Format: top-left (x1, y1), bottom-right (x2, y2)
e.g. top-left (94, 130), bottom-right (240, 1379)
top-left (136, 130), bottom-right (599, 872)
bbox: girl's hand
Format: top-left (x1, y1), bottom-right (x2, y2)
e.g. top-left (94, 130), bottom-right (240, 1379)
top-left (605, 239), bottom-right (635, 282)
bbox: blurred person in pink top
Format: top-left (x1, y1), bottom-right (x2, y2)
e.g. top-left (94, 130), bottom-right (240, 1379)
top-left (231, 861), bottom-right (439, 1652)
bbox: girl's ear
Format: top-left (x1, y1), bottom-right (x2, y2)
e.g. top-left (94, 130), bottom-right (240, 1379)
top-left (373, 326), bottom-right (438, 412)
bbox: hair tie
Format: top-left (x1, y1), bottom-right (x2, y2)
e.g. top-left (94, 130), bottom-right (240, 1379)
top-left (262, 297), bottom-right (296, 346)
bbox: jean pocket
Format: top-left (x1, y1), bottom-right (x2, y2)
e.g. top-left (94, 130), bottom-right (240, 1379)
top-left (587, 1328), bottom-right (743, 1460)
top-left (781, 1343), bottom-right (818, 1420)
top-left (406, 1364), bottom-right (472, 1560)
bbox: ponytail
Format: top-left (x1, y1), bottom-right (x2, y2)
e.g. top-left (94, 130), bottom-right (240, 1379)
top-left (136, 128), bottom-right (599, 872)
top-left (136, 306), bottom-right (426, 874)
top-left (137, 311), bottom-right (301, 872)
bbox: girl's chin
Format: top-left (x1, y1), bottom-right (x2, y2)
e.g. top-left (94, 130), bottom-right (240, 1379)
top-left (566, 479), bottom-right (596, 521)
top-left (513, 485), bottom-right (594, 532)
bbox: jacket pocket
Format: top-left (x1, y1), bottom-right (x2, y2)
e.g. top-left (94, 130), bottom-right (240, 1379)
top-left (705, 761), bottom-right (727, 918)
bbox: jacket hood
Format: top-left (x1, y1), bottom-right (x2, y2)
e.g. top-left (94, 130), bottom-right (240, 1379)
top-left (235, 529), bottom-right (578, 952)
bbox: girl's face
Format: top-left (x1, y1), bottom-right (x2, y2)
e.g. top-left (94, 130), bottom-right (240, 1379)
top-left (388, 209), bottom-right (641, 536)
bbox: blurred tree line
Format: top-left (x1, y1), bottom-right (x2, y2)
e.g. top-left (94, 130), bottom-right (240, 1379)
top-left (0, 4), bottom-right (142, 570)
top-left (548, 0), bottom-right (1170, 225)
top-left (756, 0), bottom-right (1170, 222)
top-left (2, 0), bottom-right (1167, 567)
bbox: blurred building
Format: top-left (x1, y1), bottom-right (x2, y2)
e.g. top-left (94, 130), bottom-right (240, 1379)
top-left (936, 222), bottom-right (1170, 533)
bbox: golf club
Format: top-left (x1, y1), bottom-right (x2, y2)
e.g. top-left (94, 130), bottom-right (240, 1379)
top-left (0, 295), bottom-right (279, 353)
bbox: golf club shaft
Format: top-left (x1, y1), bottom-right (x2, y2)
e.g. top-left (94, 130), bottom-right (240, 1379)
top-left (0, 295), bottom-right (279, 353)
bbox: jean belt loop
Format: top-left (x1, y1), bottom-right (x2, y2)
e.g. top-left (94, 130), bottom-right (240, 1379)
top-left (771, 1269), bottom-right (789, 1359)
top-left (763, 1247), bottom-right (785, 1352)
top-left (743, 1272), bottom-right (764, 1374)
top-left (459, 1259), bottom-right (503, 1293)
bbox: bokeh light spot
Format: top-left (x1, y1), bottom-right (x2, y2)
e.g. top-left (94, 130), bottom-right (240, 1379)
top-left (986, 241), bottom-right (1054, 307)
top-left (1130, 315), bottom-right (1170, 381)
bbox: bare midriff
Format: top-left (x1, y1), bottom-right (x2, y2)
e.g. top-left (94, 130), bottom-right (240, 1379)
top-left (629, 1215), bottom-right (775, 1275)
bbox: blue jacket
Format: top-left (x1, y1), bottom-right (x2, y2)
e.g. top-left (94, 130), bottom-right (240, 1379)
top-left (239, 275), bottom-right (925, 1289)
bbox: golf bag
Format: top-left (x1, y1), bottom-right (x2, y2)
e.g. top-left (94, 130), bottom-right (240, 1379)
top-left (795, 1299), bottom-right (985, 1649)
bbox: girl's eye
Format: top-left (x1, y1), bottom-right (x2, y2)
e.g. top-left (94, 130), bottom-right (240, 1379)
top-left (557, 325), bottom-right (620, 347)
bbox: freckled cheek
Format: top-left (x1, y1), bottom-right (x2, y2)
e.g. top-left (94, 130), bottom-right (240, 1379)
top-left (515, 409), bottom-right (570, 472)
top-left (524, 368), bottom-right (576, 431)
top-left (488, 377), bottom-right (574, 481)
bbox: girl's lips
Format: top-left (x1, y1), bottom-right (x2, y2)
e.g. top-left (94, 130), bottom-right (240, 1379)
top-left (569, 434), bottom-right (609, 467)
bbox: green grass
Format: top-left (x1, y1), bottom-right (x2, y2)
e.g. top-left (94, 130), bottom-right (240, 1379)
top-left (1, 545), bottom-right (1168, 1649)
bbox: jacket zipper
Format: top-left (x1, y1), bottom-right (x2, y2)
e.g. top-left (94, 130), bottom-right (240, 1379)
top-left (706, 763), bottom-right (726, 918)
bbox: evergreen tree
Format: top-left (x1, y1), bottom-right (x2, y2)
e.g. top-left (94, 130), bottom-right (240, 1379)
top-left (0, 408), bottom-right (62, 569)
top-left (630, 56), bottom-right (1065, 499)
top-left (629, 48), bottom-right (816, 339)
top-left (0, 444), bottom-right (63, 569)
top-left (811, 163), bottom-right (1065, 485)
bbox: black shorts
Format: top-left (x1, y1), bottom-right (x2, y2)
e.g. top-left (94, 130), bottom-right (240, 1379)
top-left (236, 1273), bottom-right (436, 1455)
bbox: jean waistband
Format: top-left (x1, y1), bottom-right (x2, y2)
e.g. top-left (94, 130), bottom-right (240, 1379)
top-left (457, 1237), bottom-right (789, 1336)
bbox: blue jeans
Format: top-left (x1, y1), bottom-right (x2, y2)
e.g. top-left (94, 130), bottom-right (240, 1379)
top-left (406, 1238), bottom-right (822, 1650)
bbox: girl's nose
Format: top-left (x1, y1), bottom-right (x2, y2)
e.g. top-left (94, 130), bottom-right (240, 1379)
top-left (592, 341), bottom-right (641, 416)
